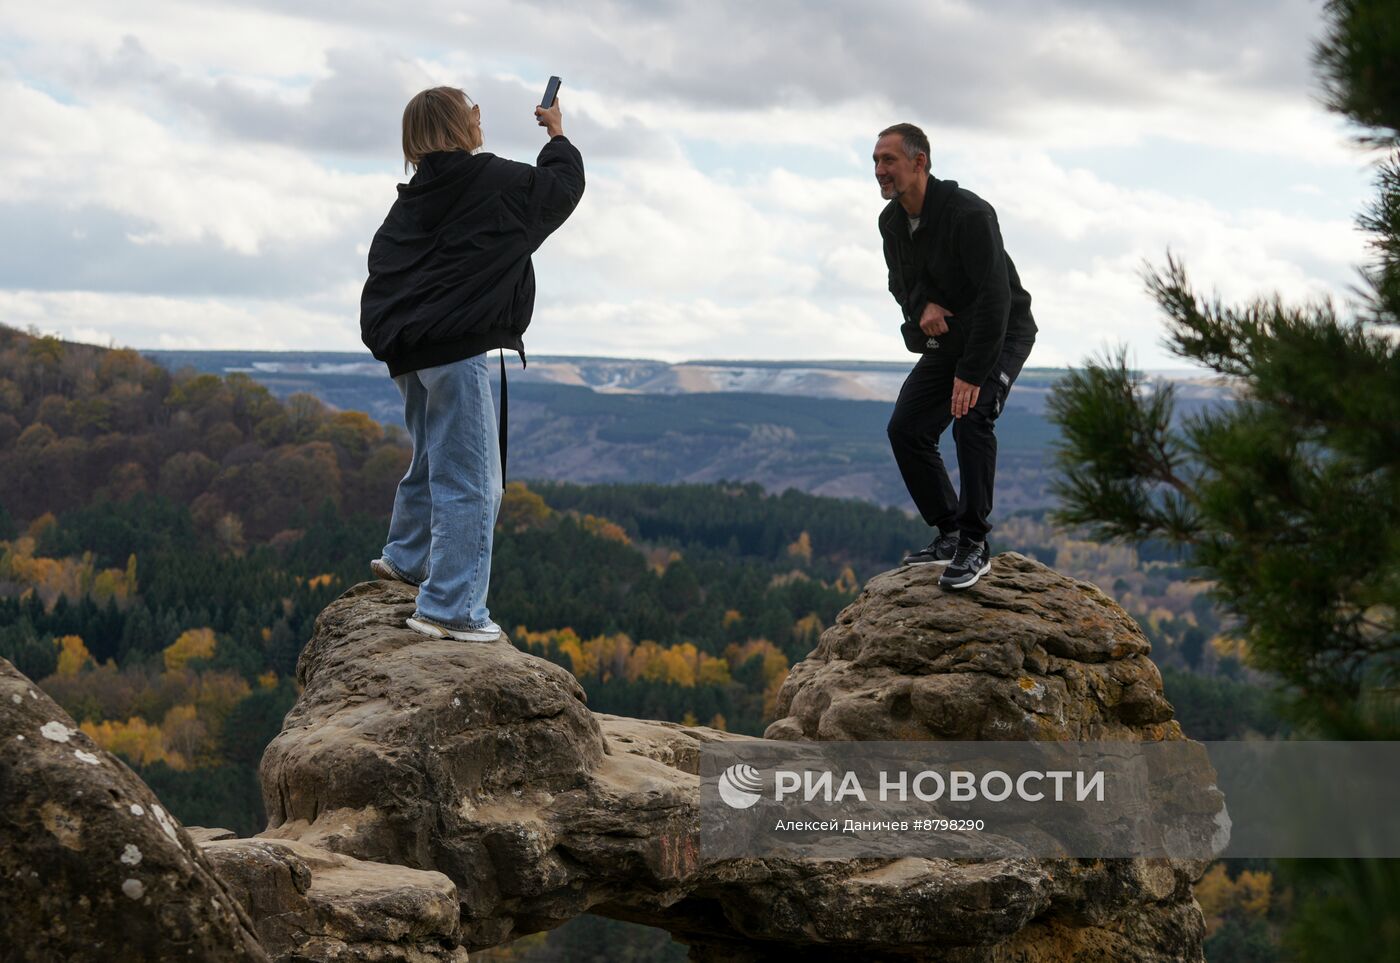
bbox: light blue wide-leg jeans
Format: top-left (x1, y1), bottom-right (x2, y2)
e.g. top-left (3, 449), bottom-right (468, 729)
top-left (380, 353), bottom-right (502, 630)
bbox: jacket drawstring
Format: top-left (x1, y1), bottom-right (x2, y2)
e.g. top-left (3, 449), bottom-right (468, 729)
top-left (498, 349), bottom-right (508, 480)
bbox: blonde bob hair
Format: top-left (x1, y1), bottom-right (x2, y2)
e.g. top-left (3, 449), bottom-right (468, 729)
top-left (401, 86), bottom-right (481, 174)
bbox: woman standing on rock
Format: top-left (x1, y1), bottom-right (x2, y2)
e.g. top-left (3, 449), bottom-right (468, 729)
top-left (359, 85), bottom-right (585, 641)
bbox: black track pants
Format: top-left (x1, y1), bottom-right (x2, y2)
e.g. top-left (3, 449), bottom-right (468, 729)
top-left (887, 337), bottom-right (1034, 540)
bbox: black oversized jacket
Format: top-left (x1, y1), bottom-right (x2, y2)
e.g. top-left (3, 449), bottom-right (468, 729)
top-left (879, 175), bottom-right (1036, 385)
top-left (360, 136), bottom-right (585, 376)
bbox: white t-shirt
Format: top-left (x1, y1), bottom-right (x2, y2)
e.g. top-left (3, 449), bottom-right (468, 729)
top-left (908, 214), bottom-right (921, 237)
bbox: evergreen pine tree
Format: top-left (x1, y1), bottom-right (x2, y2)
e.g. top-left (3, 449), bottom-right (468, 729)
top-left (1048, 0), bottom-right (1399, 729)
top-left (1047, 2), bottom-right (1399, 957)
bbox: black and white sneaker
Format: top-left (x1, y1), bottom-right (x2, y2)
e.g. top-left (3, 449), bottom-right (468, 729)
top-left (903, 531), bottom-right (960, 566)
top-left (939, 538), bottom-right (992, 590)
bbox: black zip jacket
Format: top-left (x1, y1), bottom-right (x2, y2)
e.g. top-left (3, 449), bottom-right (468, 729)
top-left (879, 175), bottom-right (1036, 385)
top-left (360, 136), bottom-right (585, 376)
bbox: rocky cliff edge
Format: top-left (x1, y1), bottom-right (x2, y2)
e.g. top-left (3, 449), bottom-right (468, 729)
top-left (2, 553), bottom-right (1213, 962)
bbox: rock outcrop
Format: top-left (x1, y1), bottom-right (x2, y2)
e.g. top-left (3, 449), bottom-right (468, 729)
top-left (191, 828), bottom-right (468, 962)
top-left (255, 579), bottom-right (721, 949)
top-left (0, 657), bottom-right (268, 963)
top-left (6, 552), bottom-right (1213, 961)
top-left (247, 553), bottom-right (1209, 961)
top-left (765, 552), bottom-right (1181, 742)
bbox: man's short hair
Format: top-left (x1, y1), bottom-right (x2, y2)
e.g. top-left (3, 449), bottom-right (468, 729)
top-left (878, 123), bottom-right (931, 168)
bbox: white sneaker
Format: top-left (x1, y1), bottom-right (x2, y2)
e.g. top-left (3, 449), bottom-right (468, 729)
top-left (406, 615), bottom-right (503, 642)
top-left (370, 557), bottom-right (420, 586)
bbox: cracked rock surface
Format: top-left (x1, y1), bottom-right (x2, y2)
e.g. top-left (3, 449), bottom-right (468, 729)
top-left (189, 828), bottom-right (468, 962)
top-left (249, 555), bottom-right (1210, 961)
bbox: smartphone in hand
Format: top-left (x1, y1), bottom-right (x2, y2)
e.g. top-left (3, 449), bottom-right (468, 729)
top-left (541, 76), bottom-right (561, 109)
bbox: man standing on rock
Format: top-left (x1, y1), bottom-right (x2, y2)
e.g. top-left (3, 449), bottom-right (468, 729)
top-left (876, 123), bottom-right (1036, 590)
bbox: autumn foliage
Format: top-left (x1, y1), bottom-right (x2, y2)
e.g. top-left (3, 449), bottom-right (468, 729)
top-left (0, 327), bottom-right (407, 541)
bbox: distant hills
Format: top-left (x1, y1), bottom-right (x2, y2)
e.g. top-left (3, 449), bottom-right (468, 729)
top-left (145, 350), bottom-right (1061, 418)
top-left (141, 350), bottom-right (1231, 513)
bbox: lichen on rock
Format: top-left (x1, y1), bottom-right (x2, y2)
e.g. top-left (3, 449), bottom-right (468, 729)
top-left (0, 658), bottom-right (268, 962)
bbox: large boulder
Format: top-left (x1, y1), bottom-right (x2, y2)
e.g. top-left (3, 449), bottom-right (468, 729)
top-left (765, 552), bottom-right (1180, 742)
top-left (257, 579), bottom-right (717, 948)
top-left (0, 657), bottom-right (268, 963)
top-left (247, 557), bottom-right (1211, 961)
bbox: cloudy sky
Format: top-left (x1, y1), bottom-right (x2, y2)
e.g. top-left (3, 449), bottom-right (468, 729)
top-left (0, 0), bottom-right (1380, 368)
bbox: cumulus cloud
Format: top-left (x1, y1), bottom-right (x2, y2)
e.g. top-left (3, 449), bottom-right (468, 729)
top-left (0, 0), bottom-right (1379, 370)
top-left (0, 288), bottom-right (361, 352)
top-left (225, 0), bottom-right (1320, 112)
top-left (76, 36), bottom-right (432, 156)
top-left (6, 0), bottom-right (1340, 156)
